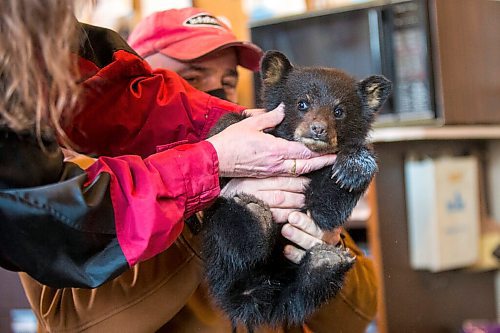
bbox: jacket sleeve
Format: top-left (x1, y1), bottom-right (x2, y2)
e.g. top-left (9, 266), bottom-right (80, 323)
top-left (85, 141), bottom-right (221, 267)
top-left (303, 231), bottom-right (378, 333)
top-left (0, 140), bottom-right (220, 289)
top-left (68, 23), bottom-right (245, 158)
top-left (0, 23), bottom-right (242, 289)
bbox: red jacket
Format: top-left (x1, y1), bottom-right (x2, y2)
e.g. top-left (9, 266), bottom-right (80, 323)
top-left (0, 23), bottom-right (244, 288)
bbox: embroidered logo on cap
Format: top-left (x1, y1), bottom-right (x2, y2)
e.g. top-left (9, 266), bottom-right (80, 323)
top-left (183, 13), bottom-right (227, 30)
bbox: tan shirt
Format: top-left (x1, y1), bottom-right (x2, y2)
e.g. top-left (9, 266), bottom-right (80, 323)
top-left (20, 226), bottom-right (377, 333)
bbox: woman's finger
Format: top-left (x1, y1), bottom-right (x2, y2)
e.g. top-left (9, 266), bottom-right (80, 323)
top-left (242, 108), bottom-right (266, 117)
top-left (281, 155), bottom-right (337, 176)
top-left (246, 103), bottom-right (285, 131)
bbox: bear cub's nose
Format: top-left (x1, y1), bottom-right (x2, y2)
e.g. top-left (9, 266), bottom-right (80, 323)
top-left (310, 122), bottom-right (327, 140)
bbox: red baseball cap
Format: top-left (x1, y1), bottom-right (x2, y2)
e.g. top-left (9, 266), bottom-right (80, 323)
top-left (128, 7), bottom-right (263, 72)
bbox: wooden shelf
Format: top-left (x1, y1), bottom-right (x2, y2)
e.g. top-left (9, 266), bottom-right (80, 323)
top-left (370, 125), bottom-right (500, 143)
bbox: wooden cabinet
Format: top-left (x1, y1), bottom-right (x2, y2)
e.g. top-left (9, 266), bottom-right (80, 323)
top-left (429, 0), bottom-right (500, 125)
top-left (367, 126), bottom-right (500, 333)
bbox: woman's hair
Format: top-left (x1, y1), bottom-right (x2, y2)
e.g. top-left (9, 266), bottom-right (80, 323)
top-left (0, 0), bottom-right (79, 143)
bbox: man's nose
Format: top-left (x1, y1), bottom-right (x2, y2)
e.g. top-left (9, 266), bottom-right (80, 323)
top-left (200, 75), bottom-right (222, 93)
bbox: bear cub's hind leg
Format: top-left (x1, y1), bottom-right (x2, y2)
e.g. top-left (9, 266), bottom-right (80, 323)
top-left (271, 244), bottom-right (355, 325)
top-left (203, 194), bottom-right (278, 272)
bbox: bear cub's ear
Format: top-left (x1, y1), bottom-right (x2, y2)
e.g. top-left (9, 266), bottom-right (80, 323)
top-left (260, 51), bottom-right (294, 87)
top-left (357, 75), bottom-right (392, 112)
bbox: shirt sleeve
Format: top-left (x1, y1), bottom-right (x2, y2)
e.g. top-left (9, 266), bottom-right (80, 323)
top-left (0, 139), bottom-right (221, 289)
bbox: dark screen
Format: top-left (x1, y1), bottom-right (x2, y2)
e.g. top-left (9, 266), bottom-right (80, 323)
top-left (250, 1), bottom-right (435, 123)
top-left (251, 9), bottom-right (376, 78)
top-left (250, 8), bottom-right (379, 107)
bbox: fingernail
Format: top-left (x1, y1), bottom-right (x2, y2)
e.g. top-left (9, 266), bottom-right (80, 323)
top-left (289, 212), bottom-right (299, 225)
top-left (275, 103), bottom-right (285, 114)
top-left (271, 103), bottom-right (285, 120)
top-left (281, 224), bottom-right (292, 237)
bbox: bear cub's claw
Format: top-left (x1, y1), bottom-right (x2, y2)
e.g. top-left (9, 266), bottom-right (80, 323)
top-left (330, 149), bottom-right (377, 192)
top-left (305, 243), bottom-right (356, 271)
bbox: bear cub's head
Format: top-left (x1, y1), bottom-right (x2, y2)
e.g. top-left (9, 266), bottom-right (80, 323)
top-left (261, 51), bottom-right (392, 153)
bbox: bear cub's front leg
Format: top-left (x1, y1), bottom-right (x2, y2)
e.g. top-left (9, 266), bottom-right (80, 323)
top-left (306, 146), bottom-right (377, 230)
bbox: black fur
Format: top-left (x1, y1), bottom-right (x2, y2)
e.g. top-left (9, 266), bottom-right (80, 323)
top-left (202, 51), bottom-right (392, 331)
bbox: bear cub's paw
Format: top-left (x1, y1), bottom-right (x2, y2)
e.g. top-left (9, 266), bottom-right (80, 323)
top-left (331, 148), bottom-right (378, 192)
top-left (202, 194), bottom-right (277, 270)
top-left (305, 243), bottom-right (356, 272)
top-left (297, 244), bottom-right (356, 299)
top-left (234, 193), bottom-right (275, 238)
top-left (232, 194), bottom-right (278, 262)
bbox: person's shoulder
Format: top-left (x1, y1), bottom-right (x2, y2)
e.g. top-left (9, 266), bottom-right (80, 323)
top-left (77, 22), bottom-right (139, 68)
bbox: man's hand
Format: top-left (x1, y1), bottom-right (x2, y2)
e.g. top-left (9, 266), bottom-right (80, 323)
top-left (281, 211), bottom-right (342, 264)
top-left (221, 176), bottom-right (310, 223)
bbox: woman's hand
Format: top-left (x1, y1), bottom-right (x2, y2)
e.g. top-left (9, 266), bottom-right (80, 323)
top-left (207, 104), bottom-right (336, 178)
top-left (281, 211), bottom-right (342, 264)
top-left (221, 176), bottom-right (310, 223)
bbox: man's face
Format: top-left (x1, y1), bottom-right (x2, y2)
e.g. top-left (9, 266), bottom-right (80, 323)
top-left (145, 48), bottom-right (239, 103)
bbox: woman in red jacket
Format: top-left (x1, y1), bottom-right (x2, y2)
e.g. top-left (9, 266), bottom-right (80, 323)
top-left (0, 0), bottom-right (335, 288)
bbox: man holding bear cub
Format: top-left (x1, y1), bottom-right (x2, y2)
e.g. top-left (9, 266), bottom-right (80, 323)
top-left (20, 7), bottom-right (378, 333)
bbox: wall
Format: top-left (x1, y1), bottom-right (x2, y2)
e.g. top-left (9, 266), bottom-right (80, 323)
top-left (0, 269), bottom-right (32, 333)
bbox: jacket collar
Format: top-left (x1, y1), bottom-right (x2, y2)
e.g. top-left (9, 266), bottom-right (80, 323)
top-left (0, 127), bottom-right (63, 189)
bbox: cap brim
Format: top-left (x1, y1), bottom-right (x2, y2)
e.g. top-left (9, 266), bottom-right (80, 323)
top-left (156, 35), bottom-right (263, 72)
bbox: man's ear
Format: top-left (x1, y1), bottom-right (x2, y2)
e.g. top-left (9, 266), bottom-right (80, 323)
top-left (260, 51), bottom-right (294, 87)
top-left (357, 75), bottom-right (392, 112)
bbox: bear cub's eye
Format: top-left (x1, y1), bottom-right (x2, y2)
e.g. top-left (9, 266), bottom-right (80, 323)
top-left (297, 100), bottom-right (310, 112)
top-left (333, 106), bottom-right (345, 119)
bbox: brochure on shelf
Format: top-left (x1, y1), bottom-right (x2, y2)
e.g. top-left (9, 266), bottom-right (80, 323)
top-left (405, 155), bottom-right (480, 272)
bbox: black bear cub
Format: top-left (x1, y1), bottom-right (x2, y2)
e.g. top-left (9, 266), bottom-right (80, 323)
top-left (202, 51), bottom-right (391, 332)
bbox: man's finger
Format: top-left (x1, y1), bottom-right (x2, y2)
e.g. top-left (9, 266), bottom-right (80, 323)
top-left (253, 191), bottom-right (305, 209)
top-left (322, 228), bottom-right (342, 246)
top-left (282, 223), bottom-right (323, 251)
top-left (263, 176), bottom-right (310, 192)
top-left (288, 211), bottom-right (324, 237)
top-left (240, 177), bottom-right (310, 193)
top-left (283, 245), bottom-right (305, 264)
top-left (270, 208), bottom-right (297, 223)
